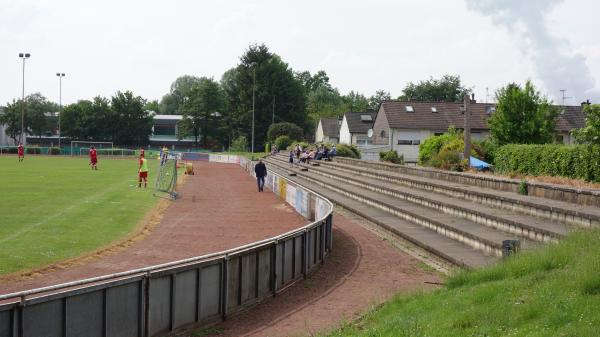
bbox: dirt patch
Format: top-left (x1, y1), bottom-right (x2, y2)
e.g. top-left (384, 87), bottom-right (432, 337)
top-left (176, 211), bottom-right (441, 337)
top-left (0, 162), bottom-right (307, 295)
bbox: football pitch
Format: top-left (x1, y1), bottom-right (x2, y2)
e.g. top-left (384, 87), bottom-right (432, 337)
top-left (0, 155), bottom-right (160, 276)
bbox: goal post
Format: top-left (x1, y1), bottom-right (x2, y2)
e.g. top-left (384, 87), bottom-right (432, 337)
top-left (70, 141), bottom-right (113, 156)
top-left (154, 153), bottom-right (179, 199)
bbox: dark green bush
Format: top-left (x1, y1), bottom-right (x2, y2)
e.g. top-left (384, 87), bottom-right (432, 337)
top-left (274, 135), bottom-right (293, 151)
top-left (267, 122), bottom-right (303, 141)
top-left (379, 150), bottom-right (404, 164)
top-left (518, 180), bottom-right (528, 195)
top-left (430, 149), bottom-right (467, 171)
top-left (336, 144), bottom-right (361, 159)
top-left (494, 144), bottom-right (600, 182)
top-left (49, 147), bottom-right (61, 155)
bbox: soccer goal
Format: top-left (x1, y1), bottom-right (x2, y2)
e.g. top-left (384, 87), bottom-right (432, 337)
top-left (154, 154), bottom-right (179, 199)
top-left (71, 141), bottom-right (113, 156)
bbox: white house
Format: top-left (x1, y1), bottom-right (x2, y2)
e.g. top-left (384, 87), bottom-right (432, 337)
top-left (315, 117), bottom-right (341, 144)
top-left (371, 100), bottom-right (586, 163)
top-left (339, 112), bottom-right (376, 145)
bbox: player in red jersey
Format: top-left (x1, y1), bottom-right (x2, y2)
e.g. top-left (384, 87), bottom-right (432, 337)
top-left (89, 146), bottom-right (98, 170)
top-left (17, 143), bottom-right (24, 162)
top-left (138, 153), bottom-right (149, 188)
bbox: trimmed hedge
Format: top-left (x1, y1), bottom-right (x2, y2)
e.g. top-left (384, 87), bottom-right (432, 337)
top-left (379, 150), bottom-right (404, 164)
top-left (336, 144), bottom-right (361, 159)
top-left (494, 144), bottom-right (600, 182)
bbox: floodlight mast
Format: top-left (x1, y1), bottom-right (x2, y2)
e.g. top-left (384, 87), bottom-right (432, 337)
top-left (56, 73), bottom-right (66, 149)
top-left (18, 53), bottom-right (31, 145)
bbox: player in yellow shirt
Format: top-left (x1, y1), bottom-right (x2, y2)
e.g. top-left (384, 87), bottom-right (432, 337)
top-left (138, 154), bottom-right (149, 188)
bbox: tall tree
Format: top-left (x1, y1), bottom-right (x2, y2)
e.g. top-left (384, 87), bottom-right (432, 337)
top-left (368, 90), bottom-right (391, 111)
top-left (0, 93), bottom-right (58, 142)
top-left (159, 75), bottom-right (204, 114)
top-left (399, 75), bottom-right (471, 102)
top-left (179, 77), bottom-right (226, 146)
top-left (111, 91), bottom-right (153, 145)
top-left (342, 91), bottom-right (369, 112)
top-left (489, 81), bottom-right (559, 145)
top-left (224, 44), bottom-right (308, 151)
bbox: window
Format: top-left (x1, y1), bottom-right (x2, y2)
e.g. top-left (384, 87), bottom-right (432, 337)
top-left (360, 115), bottom-right (372, 121)
top-left (397, 140), bottom-right (412, 145)
top-left (431, 107), bottom-right (437, 113)
top-left (412, 140), bottom-right (420, 145)
top-left (154, 125), bottom-right (176, 136)
top-left (434, 132), bottom-right (444, 136)
top-left (380, 130), bottom-right (386, 138)
top-left (405, 106), bottom-right (414, 112)
top-left (485, 106), bottom-right (496, 114)
top-left (460, 106), bottom-right (466, 114)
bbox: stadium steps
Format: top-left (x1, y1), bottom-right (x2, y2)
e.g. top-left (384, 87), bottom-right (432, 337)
top-left (275, 154), bottom-right (600, 229)
top-left (265, 157), bottom-right (541, 259)
top-left (265, 161), bottom-right (498, 268)
top-left (269, 155), bottom-right (570, 243)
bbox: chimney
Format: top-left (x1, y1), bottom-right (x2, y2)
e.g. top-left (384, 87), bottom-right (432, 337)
top-left (470, 93), bottom-right (476, 103)
top-left (581, 99), bottom-right (591, 107)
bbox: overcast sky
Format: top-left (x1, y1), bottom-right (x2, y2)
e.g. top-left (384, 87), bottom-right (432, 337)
top-left (1, 0), bottom-right (599, 106)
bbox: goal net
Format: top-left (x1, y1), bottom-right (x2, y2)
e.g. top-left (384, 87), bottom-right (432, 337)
top-left (71, 141), bottom-right (113, 156)
top-left (154, 154), bottom-right (179, 199)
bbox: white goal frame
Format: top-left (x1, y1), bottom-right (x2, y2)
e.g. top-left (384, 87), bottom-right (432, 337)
top-left (70, 141), bottom-right (114, 156)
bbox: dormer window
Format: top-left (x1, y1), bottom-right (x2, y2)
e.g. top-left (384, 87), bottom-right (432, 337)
top-left (405, 106), bottom-right (414, 112)
top-left (431, 107), bottom-right (437, 113)
top-left (380, 130), bottom-right (386, 138)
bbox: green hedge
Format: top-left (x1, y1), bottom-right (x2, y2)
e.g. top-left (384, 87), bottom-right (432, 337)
top-left (494, 144), bottom-right (600, 182)
top-left (336, 144), bottom-right (361, 159)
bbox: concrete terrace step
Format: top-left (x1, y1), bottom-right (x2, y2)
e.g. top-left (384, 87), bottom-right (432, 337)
top-left (266, 158), bottom-right (541, 258)
top-left (269, 155), bottom-right (568, 243)
top-left (266, 163), bottom-right (498, 268)
top-left (275, 154), bottom-right (600, 229)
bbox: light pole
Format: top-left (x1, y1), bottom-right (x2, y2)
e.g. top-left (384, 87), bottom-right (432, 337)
top-left (251, 63), bottom-right (257, 155)
top-left (56, 73), bottom-right (65, 149)
top-left (18, 52), bottom-right (31, 145)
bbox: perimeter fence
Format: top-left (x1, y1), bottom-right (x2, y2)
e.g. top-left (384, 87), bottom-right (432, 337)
top-left (0, 155), bottom-right (333, 337)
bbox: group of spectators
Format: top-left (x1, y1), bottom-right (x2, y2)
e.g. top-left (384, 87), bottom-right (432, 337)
top-left (288, 143), bottom-right (337, 167)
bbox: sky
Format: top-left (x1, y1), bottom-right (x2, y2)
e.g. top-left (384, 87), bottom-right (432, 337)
top-left (1, 0), bottom-right (599, 106)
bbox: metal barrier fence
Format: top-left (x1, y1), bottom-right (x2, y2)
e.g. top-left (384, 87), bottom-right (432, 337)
top-left (0, 156), bottom-right (333, 337)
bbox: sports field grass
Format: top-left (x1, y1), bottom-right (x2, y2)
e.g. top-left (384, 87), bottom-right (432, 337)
top-left (0, 155), bottom-right (160, 276)
top-left (326, 229), bottom-right (600, 337)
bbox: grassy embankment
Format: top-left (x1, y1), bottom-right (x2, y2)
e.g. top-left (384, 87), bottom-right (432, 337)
top-left (0, 156), bottom-right (160, 275)
top-left (327, 229), bottom-right (600, 337)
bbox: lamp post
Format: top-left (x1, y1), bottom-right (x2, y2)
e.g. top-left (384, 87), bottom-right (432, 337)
top-left (18, 52), bottom-right (31, 145)
top-left (251, 63), bottom-right (257, 155)
top-left (56, 73), bottom-right (65, 149)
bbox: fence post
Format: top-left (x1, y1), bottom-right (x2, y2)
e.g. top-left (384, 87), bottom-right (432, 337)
top-left (221, 256), bottom-right (229, 320)
top-left (302, 230), bottom-right (309, 279)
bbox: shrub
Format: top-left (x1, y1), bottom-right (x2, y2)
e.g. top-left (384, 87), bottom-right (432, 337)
top-left (26, 147), bottom-right (41, 154)
top-left (49, 147), bottom-right (61, 155)
top-left (430, 149), bottom-right (467, 171)
top-left (336, 144), bottom-right (361, 159)
top-left (267, 122), bottom-right (303, 141)
top-left (274, 135), bottom-right (293, 151)
top-left (494, 144), bottom-right (600, 182)
top-left (518, 180), bottom-right (528, 195)
top-left (230, 136), bottom-right (248, 152)
top-left (379, 150), bottom-right (404, 164)
top-left (287, 141), bottom-right (311, 151)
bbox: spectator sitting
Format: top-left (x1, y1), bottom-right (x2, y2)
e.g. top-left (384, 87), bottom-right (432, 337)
top-left (300, 151), bottom-right (308, 163)
top-left (324, 146), bottom-right (330, 161)
top-left (330, 145), bottom-right (337, 158)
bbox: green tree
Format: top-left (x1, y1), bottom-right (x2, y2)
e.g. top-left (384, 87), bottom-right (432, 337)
top-left (267, 122), bottom-right (303, 141)
top-left (111, 91), bottom-right (153, 145)
top-left (179, 77), bottom-right (226, 146)
top-left (144, 100), bottom-right (160, 113)
top-left (306, 85), bottom-right (345, 125)
top-left (489, 81), bottom-right (559, 145)
top-left (573, 104), bottom-right (600, 145)
top-left (0, 93), bottom-right (58, 142)
top-left (399, 75), bottom-right (471, 102)
top-left (368, 90), bottom-right (391, 111)
top-left (159, 75), bottom-right (204, 114)
top-left (342, 91), bottom-right (370, 112)
top-left (223, 43), bottom-right (308, 151)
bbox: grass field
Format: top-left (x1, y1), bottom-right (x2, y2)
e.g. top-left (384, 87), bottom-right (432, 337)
top-left (0, 155), bottom-right (160, 276)
top-left (326, 229), bottom-right (600, 337)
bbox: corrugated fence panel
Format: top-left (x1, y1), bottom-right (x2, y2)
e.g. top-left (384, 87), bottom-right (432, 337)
top-left (148, 276), bottom-right (172, 336)
top-left (173, 269), bottom-right (197, 329)
top-left (240, 253), bottom-right (257, 304)
top-left (23, 299), bottom-right (63, 337)
top-left (199, 264), bottom-right (221, 321)
top-left (257, 248), bottom-right (271, 297)
top-left (227, 257), bottom-right (240, 311)
top-left (106, 281), bottom-right (141, 337)
top-left (66, 290), bottom-right (104, 337)
top-left (294, 236), bottom-right (303, 277)
top-left (283, 239), bottom-right (294, 284)
top-left (0, 308), bottom-right (12, 337)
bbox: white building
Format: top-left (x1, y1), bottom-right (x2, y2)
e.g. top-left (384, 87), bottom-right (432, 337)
top-left (315, 117), bottom-right (341, 144)
top-left (339, 112), bottom-right (376, 145)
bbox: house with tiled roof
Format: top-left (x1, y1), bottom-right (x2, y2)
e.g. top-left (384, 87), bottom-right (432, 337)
top-left (315, 117), bottom-right (341, 144)
top-left (372, 100), bottom-right (587, 162)
top-left (339, 112), bottom-right (376, 145)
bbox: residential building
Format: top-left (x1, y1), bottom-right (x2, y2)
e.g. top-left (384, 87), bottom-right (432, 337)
top-left (315, 117), bottom-right (341, 144)
top-left (372, 100), bottom-right (587, 163)
top-left (339, 112), bottom-right (376, 145)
